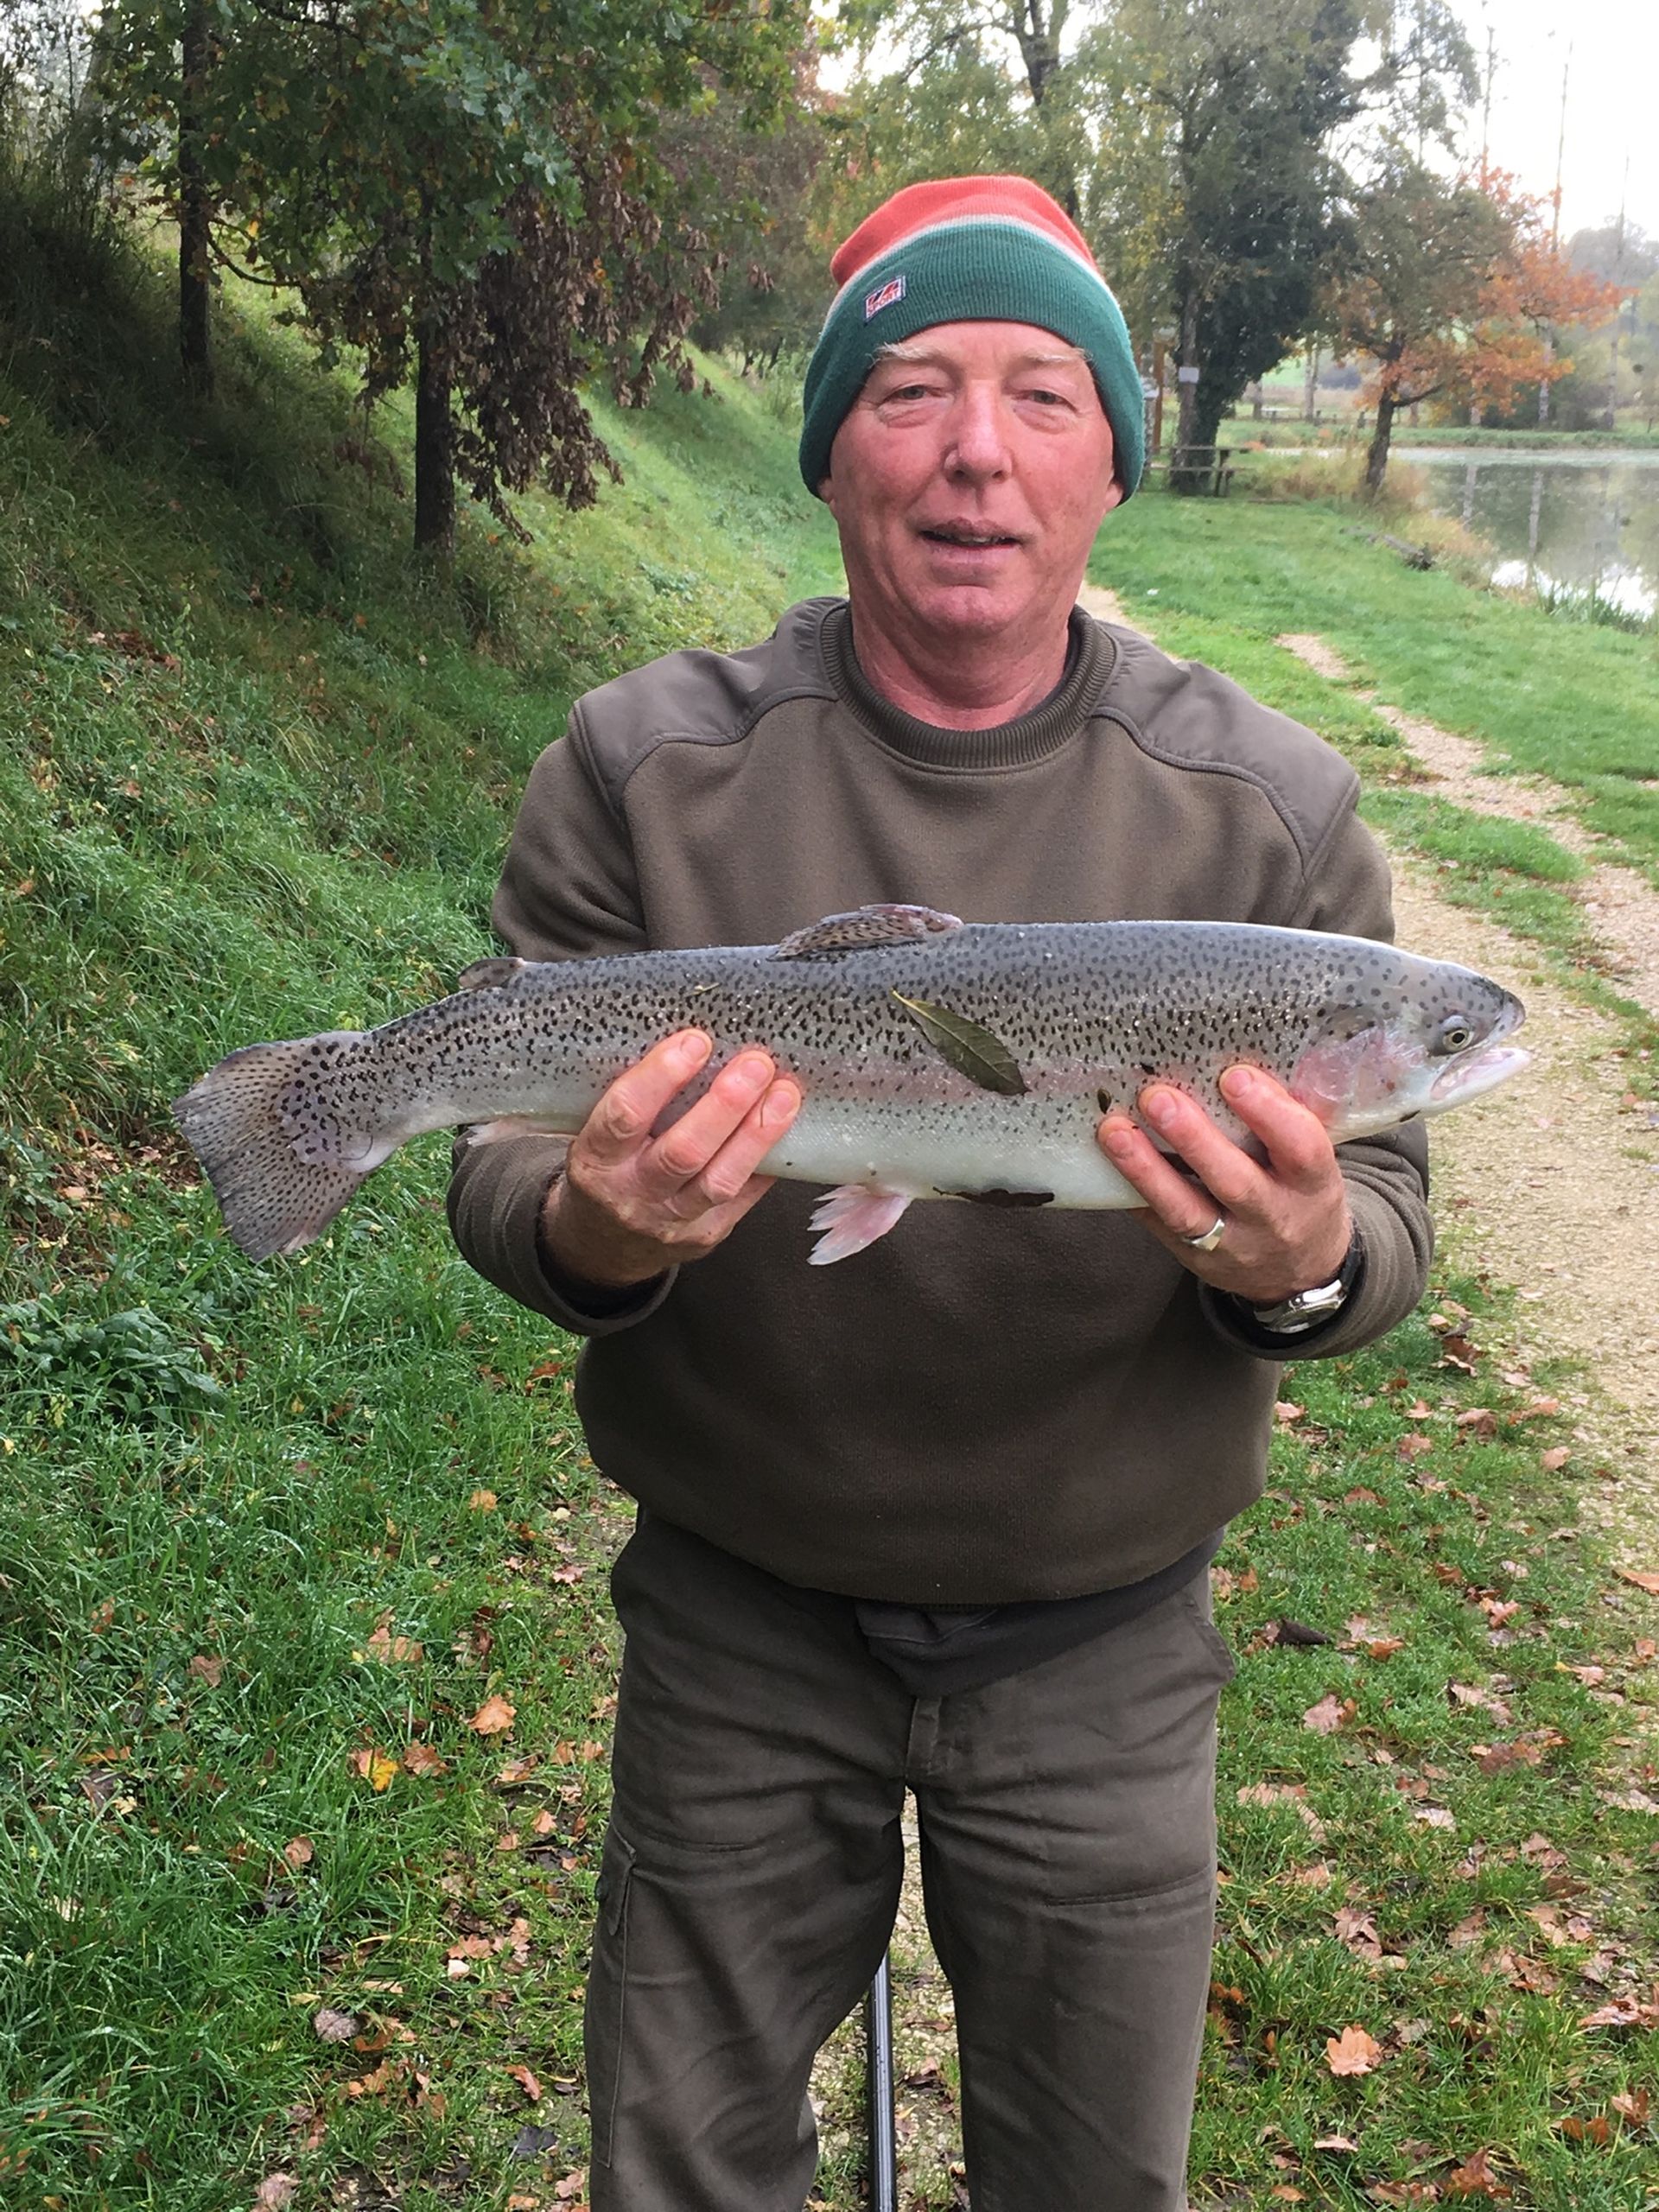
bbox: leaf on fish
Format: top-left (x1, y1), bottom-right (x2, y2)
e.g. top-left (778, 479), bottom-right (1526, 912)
top-left (889, 991), bottom-right (1027, 1096)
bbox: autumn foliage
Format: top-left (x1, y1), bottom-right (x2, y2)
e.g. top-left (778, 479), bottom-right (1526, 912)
top-left (1331, 164), bottom-right (1626, 492)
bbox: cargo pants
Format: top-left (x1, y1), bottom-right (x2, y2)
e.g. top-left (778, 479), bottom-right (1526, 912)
top-left (583, 1516), bottom-right (1234, 2212)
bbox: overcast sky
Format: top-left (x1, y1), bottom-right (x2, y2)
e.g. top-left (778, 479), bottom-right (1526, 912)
top-left (1456, 0), bottom-right (1657, 244)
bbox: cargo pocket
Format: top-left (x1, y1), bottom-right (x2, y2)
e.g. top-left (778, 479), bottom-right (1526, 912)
top-left (583, 1827), bottom-right (636, 2171)
top-left (1179, 1578), bottom-right (1237, 1688)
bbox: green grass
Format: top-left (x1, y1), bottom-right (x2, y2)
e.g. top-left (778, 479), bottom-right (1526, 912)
top-left (4, 192), bottom-right (1659, 2212)
top-left (1091, 494), bottom-right (1659, 887)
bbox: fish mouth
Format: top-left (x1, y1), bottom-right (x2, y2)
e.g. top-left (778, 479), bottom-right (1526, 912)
top-left (1428, 1042), bottom-right (1533, 1109)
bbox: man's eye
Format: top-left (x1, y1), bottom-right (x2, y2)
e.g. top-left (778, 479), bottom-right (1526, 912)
top-left (883, 382), bottom-right (935, 402)
top-left (1023, 388), bottom-right (1069, 406)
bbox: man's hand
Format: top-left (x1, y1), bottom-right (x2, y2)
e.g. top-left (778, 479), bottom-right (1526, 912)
top-left (541, 1030), bottom-right (803, 1293)
top-left (1097, 1065), bottom-right (1351, 1306)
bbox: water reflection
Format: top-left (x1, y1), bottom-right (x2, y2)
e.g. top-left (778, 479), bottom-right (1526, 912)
top-left (1396, 448), bottom-right (1659, 620)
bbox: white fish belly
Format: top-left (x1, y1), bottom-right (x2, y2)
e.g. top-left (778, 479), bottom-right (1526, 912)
top-left (757, 1095), bottom-right (1141, 1207)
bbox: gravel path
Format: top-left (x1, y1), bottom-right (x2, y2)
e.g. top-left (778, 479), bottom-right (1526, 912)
top-left (1274, 632), bottom-right (1659, 1022)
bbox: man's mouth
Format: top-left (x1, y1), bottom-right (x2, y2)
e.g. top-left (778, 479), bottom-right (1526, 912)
top-left (918, 524), bottom-right (1021, 548)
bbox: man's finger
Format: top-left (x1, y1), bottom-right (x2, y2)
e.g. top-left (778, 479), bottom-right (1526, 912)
top-left (1217, 1065), bottom-right (1341, 1191)
top-left (683, 1080), bottom-right (802, 1209)
top-left (578, 1031), bottom-right (714, 1166)
top-left (1097, 1112), bottom-right (1233, 1242)
top-left (636, 1051), bottom-right (781, 1198)
top-left (1128, 1086), bottom-right (1273, 1221)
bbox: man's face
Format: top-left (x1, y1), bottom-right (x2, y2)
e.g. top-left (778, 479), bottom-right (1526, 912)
top-left (819, 319), bottom-right (1124, 654)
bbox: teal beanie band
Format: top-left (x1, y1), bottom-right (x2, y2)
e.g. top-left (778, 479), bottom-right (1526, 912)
top-left (799, 176), bottom-right (1144, 500)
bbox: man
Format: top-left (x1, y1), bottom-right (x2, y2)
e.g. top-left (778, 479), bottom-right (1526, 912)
top-left (449, 175), bottom-right (1432, 2212)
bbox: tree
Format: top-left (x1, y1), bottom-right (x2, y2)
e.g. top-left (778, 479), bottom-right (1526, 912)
top-left (94, 0), bottom-right (804, 544)
top-left (1084, 0), bottom-right (1367, 475)
top-left (1331, 163), bottom-right (1621, 492)
top-left (830, 0), bottom-right (1089, 214)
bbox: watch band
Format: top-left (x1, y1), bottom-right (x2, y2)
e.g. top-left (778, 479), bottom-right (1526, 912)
top-left (1243, 1229), bottom-right (1365, 1338)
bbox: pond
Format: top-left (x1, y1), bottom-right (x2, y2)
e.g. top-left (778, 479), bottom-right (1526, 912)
top-left (1394, 447), bottom-right (1659, 621)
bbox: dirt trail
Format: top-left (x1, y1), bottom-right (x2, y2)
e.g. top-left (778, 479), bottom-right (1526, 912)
top-left (1274, 631), bottom-right (1659, 1021)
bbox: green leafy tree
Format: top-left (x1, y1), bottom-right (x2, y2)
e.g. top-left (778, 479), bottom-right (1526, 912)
top-left (1084, 0), bottom-right (1369, 475)
top-left (93, 0), bottom-right (804, 544)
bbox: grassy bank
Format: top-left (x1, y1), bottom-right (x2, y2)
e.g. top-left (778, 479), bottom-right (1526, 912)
top-left (1090, 493), bottom-right (1659, 905)
top-left (4, 202), bottom-right (1658, 2212)
top-left (0, 205), bottom-right (836, 2212)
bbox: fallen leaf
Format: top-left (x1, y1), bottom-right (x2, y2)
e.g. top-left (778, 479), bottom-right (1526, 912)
top-left (282, 1836), bottom-right (315, 1870)
top-left (188, 1654), bottom-right (224, 1688)
top-left (252, 2179), bottom-right (298, 2210)
top-left (403, 1741), bottom-right (448, 1778)
top-left (1313, 2134), bottom-right (1359, 2152)
top-left (1447, 1910), bottom-right (1486, 1948)
top-left (1615, 1568), bottom-right (1659, 1595)
top-left (1397, 1433), bottom-right (1434, 1460)
top-left (507, 2063), bottom-right (543, 2101)
top-left (1443, 2146), bottom-right (1511, 2198)
top-left (498, 1755), bottom-right (540, 1784)
top-left (1335, 1907), bottom-right (1386, 1961)
top-left (554, 2171), bottom-right (588, 2202)
top-left (1303, 1694), bottom-right (1356, 1735)
top-left (313, 2007), bottom-right (359, 2043)
top-left (1611, 2087), bottom-right (1651, 2124)
top-left (1455, 1408), bottom-right (1497, 1439)
top-left (1325, 2024), bottom-right (1382, 2076)
top-left (1367, 1637), bottom-right (1407, 1659)
top-left (468, 1489), bottom-right (498, 1511)
top-left (366, 1618), bottom-right (423, 1664)
top-left (1274, 1400), bottom-right (1306, 1424)
top-left (1414, 1806), bottom-right (1456, 1830)
top-left (470, 1695), bottom-right (516, 1737)
top-left (1560, 2114), bottom-right (1611, 2145)
top-left (531, 1808), bottom-right (557, 1836)
top-left (1237, 1781), bottom-right (1328, 1841)
top-left (349, 1747), bottom-right (398, 1792)
top-left (1540, 1446), bottom-right (1572, 1472)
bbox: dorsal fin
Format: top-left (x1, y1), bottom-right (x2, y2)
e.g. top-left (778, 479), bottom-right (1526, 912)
top-left (772, 903), bottom-right (963, 961)
top-left (454, 956), bottom-right (530, 993)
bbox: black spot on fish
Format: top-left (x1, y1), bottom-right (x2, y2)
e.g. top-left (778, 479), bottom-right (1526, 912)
top-left (1096, 1087), bottom-right (1114, 1116)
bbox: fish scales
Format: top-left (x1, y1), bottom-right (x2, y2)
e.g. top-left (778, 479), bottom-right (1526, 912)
top-left (172, 913), bottom-right (1529, 1264)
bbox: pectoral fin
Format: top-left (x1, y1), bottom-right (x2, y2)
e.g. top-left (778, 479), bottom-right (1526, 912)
top-left (807, 1182), bottom-right (915, 1265)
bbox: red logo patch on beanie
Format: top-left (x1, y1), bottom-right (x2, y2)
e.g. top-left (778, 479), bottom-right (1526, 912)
top-left (863, 273), bottom-right (906, 321)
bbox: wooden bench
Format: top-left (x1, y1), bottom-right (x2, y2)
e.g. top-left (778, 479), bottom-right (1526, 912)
top-left (1144, 444), bottom-right (1235, 495)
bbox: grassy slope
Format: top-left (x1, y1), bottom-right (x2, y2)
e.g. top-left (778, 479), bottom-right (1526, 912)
top-left (0, 210), bottom-right (837, 2212)
top-left (3, 217), bottom-right (1656, 2212)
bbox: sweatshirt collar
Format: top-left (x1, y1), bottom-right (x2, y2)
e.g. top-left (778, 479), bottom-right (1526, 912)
top-left (819, 600), bottom-right (1113, 770)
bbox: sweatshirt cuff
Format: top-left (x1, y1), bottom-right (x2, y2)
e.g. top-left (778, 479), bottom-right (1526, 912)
top-left (1199, 1181), bottom-right (1423, 1364)
top-left (446, 1132), bottom-right (677, 1338)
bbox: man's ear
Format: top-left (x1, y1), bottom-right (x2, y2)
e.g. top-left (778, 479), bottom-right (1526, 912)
top-left (818, 474), bottom-right (837, 516)
top-left (1102, 476), bottom-right (1127, 515)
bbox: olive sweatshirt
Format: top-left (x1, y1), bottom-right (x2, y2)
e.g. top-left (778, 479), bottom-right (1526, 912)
top-left (448, 599), bottom-right (1433, 1605)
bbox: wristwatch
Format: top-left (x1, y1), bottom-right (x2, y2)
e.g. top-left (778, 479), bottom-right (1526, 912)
top-left (1242, 1230), bottom-right (1365, 1338)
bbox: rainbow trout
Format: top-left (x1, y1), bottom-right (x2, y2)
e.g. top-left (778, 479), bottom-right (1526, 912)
top-left (173, 903), bottom-right (1529, 1266)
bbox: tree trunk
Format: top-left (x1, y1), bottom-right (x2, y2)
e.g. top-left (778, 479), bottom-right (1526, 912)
top-left (178, 0), bottom-right (213, 397)
top-left (1303, 344), bottom-right (1320, 423)
top-left (1364, 390), bottom-right (1397, 496)
top-left (1170, 289), bottom-right (1203, 492)
top-left (414, 328), bottom-right (456, 555)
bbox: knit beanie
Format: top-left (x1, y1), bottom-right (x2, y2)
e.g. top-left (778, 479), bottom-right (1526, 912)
top-left (799, 175), bottom-right (1144, 499)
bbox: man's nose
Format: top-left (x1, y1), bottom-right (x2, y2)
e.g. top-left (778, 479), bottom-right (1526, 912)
top-left (944, 389), bottom-right (1012, 480)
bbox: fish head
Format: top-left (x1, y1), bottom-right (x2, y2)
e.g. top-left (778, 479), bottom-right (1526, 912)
top-left (1289, 963), bottom-right (1529, 1141)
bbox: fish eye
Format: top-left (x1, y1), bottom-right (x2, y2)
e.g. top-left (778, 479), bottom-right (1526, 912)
top-left (1434, 1014), bottom-right (1477, 1056)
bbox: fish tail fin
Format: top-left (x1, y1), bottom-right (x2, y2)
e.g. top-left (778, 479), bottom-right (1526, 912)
top-left (173, 1032), bottom-right (388, 1261)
